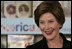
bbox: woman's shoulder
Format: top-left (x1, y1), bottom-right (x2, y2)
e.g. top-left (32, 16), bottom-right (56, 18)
top-left (65, 40), bottom-right (71, 48)
top-left (26, 40), bottom-right (43, 48)
top-left (67, 40), bottom-right (71, 46)
top-left (60, 33), bottom-right (71, 48)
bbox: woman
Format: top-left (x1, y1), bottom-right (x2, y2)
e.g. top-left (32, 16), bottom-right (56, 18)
top-left (7, 5), bottom-right (15, 14)
top-left (26, 1), bottom-right (71, 48)
top-left (20, 5), bottom-right (27, 15)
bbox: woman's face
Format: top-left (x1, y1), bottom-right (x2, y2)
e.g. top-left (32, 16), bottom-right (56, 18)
top-left (9, 7), bottom-right (14, 14)
top-left (22, 6), bottom-right (25, 11)
top-left (39, 12), bottom-right (60, 40)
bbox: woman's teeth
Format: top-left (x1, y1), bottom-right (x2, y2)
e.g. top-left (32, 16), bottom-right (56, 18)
top-left (46, 32), bottom-right (51, 33)
top-left (45, 30), bottom-right (53, 33)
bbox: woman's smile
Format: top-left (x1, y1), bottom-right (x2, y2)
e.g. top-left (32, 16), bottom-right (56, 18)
top-left (45, 29), bottom-right (54, 35)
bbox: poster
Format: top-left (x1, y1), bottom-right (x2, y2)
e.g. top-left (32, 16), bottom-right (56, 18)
top-left (8, 35), bottom-right (34, 48)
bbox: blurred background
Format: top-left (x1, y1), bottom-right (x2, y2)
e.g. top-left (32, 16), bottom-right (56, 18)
top-left (1, 1), bottom-right (71, 48)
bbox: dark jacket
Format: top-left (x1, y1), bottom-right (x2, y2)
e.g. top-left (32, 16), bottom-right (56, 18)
top-left (26, 33), bottom-right (71, 48)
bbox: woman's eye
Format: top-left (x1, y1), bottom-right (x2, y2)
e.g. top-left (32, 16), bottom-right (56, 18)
top-left (50, 21), bottom-right (54, 23)
top-left (40, 22), bottom-right (44, 24)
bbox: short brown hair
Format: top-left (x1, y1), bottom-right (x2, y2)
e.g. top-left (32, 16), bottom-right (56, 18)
top-left (34, 1), bottom-right (65, 29)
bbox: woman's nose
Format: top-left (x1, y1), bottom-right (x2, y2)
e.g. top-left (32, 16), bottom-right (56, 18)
top-left (45, 23), bottom-right (50, 30)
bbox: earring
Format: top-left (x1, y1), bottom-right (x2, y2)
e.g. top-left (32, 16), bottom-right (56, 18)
top-left (60, 25), bottom-right (62, 27)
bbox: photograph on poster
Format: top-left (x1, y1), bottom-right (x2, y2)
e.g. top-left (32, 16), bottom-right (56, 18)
top-left (6, 4), bottom-right (16, 15)
top-left (16, 1), bottom-right (31, 18)
top-left (59, 1), bottom-right (71, 17)
top-left (19, 4), bottom-right (29, 15)
top-left (4, 1), bottom-right (16, 18)
top-left (63, 1), bottom-right (71, 17)
top-left (63, 7), bottom-right (71, 17)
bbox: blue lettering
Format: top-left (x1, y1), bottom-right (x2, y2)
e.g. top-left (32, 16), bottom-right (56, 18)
top-left (20, 22), bottom-right (22, 31)
top-left (23, 25), bottom-right (28, 31)
top-left (16, 25), bottom-right (20, 31)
